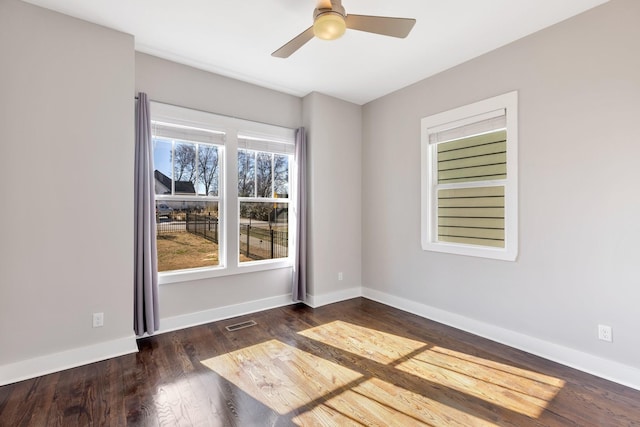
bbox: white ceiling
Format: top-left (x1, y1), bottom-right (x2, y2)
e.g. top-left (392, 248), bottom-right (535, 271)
top-left (23, 0), bottom-right (609, 105)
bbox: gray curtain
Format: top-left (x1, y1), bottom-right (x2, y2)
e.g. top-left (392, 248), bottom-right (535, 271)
top-left (292, 127), bottom-right (307, 302)
top-left (134, 92), bottom-right (159, 335)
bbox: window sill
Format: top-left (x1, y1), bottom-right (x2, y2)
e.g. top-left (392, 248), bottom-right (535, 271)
top-left (421, 240), bottom-right (517, 261)
top-left (158, 259), bottom-right (293, 285)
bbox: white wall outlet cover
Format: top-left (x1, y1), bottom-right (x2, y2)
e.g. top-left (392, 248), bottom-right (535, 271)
top-left (93, 312), bottom-right (104, 328)
top-left (598, 324), bottom-right (612, 342)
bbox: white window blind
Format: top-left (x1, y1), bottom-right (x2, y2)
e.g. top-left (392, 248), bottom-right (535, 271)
top-left (151, 121), bottom-right (225, 145)
top-left (427, 109), bottom-right (505, 144)
top-left (237, 135), bottom-right (295, 155)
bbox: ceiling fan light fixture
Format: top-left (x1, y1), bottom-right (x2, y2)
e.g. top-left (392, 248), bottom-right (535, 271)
top-left (313, 11), bottom-right (346, 40)
top-left (271, 0), bottom-right (415, 58)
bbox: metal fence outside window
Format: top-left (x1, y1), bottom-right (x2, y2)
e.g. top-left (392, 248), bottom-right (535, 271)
top-left (239, 224), bottom-right (288, 261)
top-left (156, 218), bottom-right (185, 234)
top-left (186, 213), bottom-right (219, 243)
top-left (157, 213), bottom-right (287, 262)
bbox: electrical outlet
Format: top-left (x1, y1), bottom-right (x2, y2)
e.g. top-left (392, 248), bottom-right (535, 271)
top-left (598, 324), bottom-right (612, 342)
top-left (93, 312), bottom-right (104, 328)
top-left (338, 272), bottom-right (343, 281)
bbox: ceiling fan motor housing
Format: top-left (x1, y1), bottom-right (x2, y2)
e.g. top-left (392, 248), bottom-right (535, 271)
top-left (313, 2), bottom-right (345, 20)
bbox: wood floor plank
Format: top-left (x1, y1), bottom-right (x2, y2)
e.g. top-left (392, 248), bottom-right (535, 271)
top-left (1, 298), bottom-right (639, 426)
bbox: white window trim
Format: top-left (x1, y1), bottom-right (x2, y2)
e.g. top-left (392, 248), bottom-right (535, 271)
top-left (420, 91), bottom-right (518, 261)
top-left (150, 102), bottom-right (296, 284)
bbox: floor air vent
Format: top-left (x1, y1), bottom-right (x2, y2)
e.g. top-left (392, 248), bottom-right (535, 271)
top-left (225, 320), bottom-right (257, 332)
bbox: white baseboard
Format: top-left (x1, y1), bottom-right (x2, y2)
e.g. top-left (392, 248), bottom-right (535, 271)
top-left (158, 293), bottom-right (294, 334)
top-left (0, 335), bottom-right (138, 386)
top-left (305, 287), bottom-right (362, 308)
top-left (0, 294), bottom-right (294, 386)
top-left (362, 287), bottom-right (640, 391)
top-left (5, 289), bottom-right (638, 392)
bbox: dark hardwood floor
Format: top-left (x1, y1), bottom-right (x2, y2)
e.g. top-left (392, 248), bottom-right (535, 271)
top-left (1, 298), bottom-right (639, 426)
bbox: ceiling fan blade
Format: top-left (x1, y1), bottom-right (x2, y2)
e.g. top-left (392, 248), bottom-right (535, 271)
top-left (272, 26), bottom-right (315, 58)
top-left (345, 14), bottom-right (416, 38)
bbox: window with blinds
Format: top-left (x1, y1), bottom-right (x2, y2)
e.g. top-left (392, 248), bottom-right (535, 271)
top-left (421, 92), bottom-right (518, 261)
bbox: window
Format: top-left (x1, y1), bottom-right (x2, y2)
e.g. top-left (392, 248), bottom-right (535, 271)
top-left (421, 91), bottom-right (518, 260)
top-left (237, 136), bottom-right (294, 264)
top-left (150, 102), bottom-right (296, 282)
top-left (152, 120), bottom-right (225, 273)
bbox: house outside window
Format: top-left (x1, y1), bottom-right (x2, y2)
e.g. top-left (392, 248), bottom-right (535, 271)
top-left (421, 91), bottom-right (518, 261)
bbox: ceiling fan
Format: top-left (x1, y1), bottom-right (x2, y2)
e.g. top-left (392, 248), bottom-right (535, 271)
top-left (272, 0), bottom-right (416, 58)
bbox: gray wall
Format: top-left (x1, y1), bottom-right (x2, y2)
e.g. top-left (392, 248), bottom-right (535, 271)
top-left (0, 0), bottom-right (135, 373)
top-left (362, 0), bottom-right (640, 370)
top-left (303, 93), bottom-right (363, 304)
top-left (136, 53), bottom-right (301, 129)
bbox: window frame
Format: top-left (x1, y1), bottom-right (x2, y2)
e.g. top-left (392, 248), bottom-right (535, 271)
top-left (150, 101), bottom-right (296, 284)
top-left (420, 91), bottom-right (518, 261)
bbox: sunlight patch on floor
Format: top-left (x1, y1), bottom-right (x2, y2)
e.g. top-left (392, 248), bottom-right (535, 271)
top-left (298, 321), bottom-right (565, 419)
top-left (201, 321), bottom-right (566, 424)
top-left (201, 339), bottom-right (362, 415)
top-left (396, 345), bottom-right (565, 418)
top-left (298, 320), bottom-right (427, 365)
top-left (293, 377), bottom-right (496, 427)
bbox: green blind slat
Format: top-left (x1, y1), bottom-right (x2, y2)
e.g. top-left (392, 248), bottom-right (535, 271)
top-left (438, 226), bottom-right (504, 240)
top-left (439, 235), bottom-right (505, 248)
top-left (440, 174), bottom-right (507, 184)
top-left (439, 152), bottom-right (506, 171)
top-left (438, 196), bottom-right (504, 208)
top-left (438, 217), bottom-right (504, 229)
top-left (439, 164), bottom-right (506, 182)
top-left (438, 187), bottom-right (504, 198)
top-left (438, 141), bottom-right (506, 162)
top-left (437, 130), bottom-right (506, 153)
top-left (438, 207), bottom-right (504, 218)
